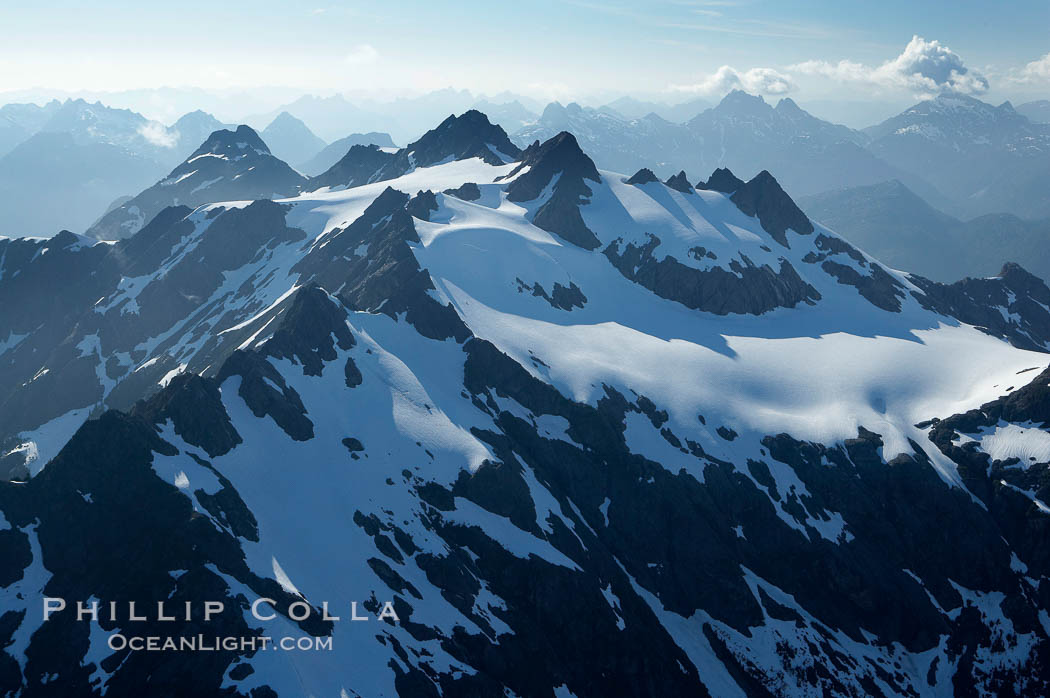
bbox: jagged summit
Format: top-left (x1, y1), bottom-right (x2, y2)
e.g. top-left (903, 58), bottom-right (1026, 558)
top-left (626, 167), bottom-right (659, 185)
top-left (194, 124), bottom-right (271, 156)
top-left (504, 131), bottom-right (599, 190)
top-left (502, 131), bottom-right (602, 249)
top-left (664, 170), bottom-right (693, 193)
top-left (310, 110), bottom-right (520, 190)
top-left (729, 170), bottom-right (814, 246)
top-left (995, 262), bottom-right (1050, 299)
top-left (310, 144), bottom-right (395, 190)
top-left (696, 167), bottom-right (744, 193)
top-left (86, 125), bottom-right (306, 240)
top-left (713, 89), bottom-right (769, 115)
top-left (406, 109), bottom-right (521, 166)
top-left (775, 97), bottom-right (804, 115)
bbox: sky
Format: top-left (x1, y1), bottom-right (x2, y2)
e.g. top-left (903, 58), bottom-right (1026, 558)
top-left (1, 0), bottom-right (1048, 126)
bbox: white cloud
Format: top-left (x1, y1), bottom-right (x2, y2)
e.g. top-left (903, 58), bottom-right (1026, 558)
top-left (671, 65), bottom-right (795, 96)
top-left (137, 121), bottom-right (177, 148)
top-left (791, 36), bottom-right (988, 96)
top-left (1012, 52), bottom-right (1050, 84)
top-left (344, 44), bottom-right (379, 66)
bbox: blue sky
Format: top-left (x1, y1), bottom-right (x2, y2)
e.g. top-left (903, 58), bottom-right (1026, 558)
top-left (1, 0), bottom-right (1047, 118)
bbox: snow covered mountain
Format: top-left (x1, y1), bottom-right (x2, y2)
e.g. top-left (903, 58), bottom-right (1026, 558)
top-left (310, 110), bottom-right (520, 190)
top-left (2, 113), bottom-right (1050, 696)
top-left (513, 93), bottom-right (943, 203)
top-left (865, 94), bottom-right (1050, 219)
top-left (260, 111), bottom-right (328, 169)
top-left (0, 100), bottom-right (236, 236)
top-left (86, 125), bottom-right (308, 240)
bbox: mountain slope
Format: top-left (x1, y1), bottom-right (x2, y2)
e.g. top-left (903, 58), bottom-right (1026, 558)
top-left (86, 125), bottom-right (308, 240)
top-left (169, 109), bottom-right (234, 155)
top-left (0, 100), bottom-right (61, 157)
top-left (800, 180), bottom-right (1050, 282)
top-left (311, 109), bottom-right (521, 190)
top-left (0, 131), bottom-right (168, 236)
top-left (2, 126), bottom-right (1050, 696)
top-left (513, 92), bottom-right (944, 203)
top-left (0, 100), bottom-right (229, 236)
top-left (298, 131), bottom-right (397, 175)
top-left (1017, 99), bottom-right (1050, 123)
top-left (865, 94), bottom-right (1050, 218)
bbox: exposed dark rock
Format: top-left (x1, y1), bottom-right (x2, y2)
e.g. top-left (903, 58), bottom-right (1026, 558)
top-left (912, 262), bottom-right (1050, 351)
top-left (294, 186), bottom-right (470, 342)
top-left (88, 125), bottom-right (308, 240)
top-left (261, 285), bottom-right (356, 377)
top-left (309, 144), bottom-right (396, 190)
top-left (344, 357), bottom-right (363, 388)
top-left (406, 190), bottom-right (439, 221)
top-left (626, 168), bottom-right (659, 185)
top-left (604, 234), bottom-right (820, 315)
top-left (133, 373), bottom-right (241, 457)
top-left (0, 409), bottom-right (327, 696)
top-left (664, 170), bottom-right (694, 193)
top-left (442, 182), bottom-right (481, 201)
top-left (311, 111), bottom-right (520, 191)
top-left (216, 350), bottom-right (314, 441)
top-left (515, 278), bottom-right (587, 310)
top-left (696, 168), bottom-right (745, 194)
top-left (502, 132), bottom-right (602, 250)
top-left (821, 260), bottom-right (904, 312)
top-left (717, 426), bottom-right (738, 441)
top-left (730, 170), bottom-right (814, 247)
top-left (406, 110), bottom-right (521, 166)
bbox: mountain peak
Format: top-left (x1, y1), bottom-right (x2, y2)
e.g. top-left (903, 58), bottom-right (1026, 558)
top-left (626, 167), bottom-right (659, 185)
top-left (998, 261), bottom-right (1041, 286)
top-left (729, 170), bottom-right (814, 246)
top-left (265, 111), bottom-right (309, 131)
top-left (503, 131), bottom-right (601, 249)
top-left (173, 109), bottom-right (220, 128)
top-left (195, 125), bottom-right (271, 156)
top-left (407, 109), bottom-right (521, 166)
top-left (716, 90), bottom-right (769, 112)
top-left (775, 97), bottom-right (803, 114)
top-left (696, 167), bottom-right (745, 194)
top-left (508, 131), bottom-right (600, 186)
top-left (261, 111), bottom-right (326, 164)
top-left (664, 170), bottom-right (694, 193)
top-left (87, 124), bottom-right (306, 239)
top-left (540, 101), bottom-right (567, 119)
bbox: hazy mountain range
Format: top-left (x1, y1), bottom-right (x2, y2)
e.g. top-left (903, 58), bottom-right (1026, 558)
top-left (801, 180), bottom-right (1050, 282)
top-left (2, 88), bottom-right (1048, 288)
